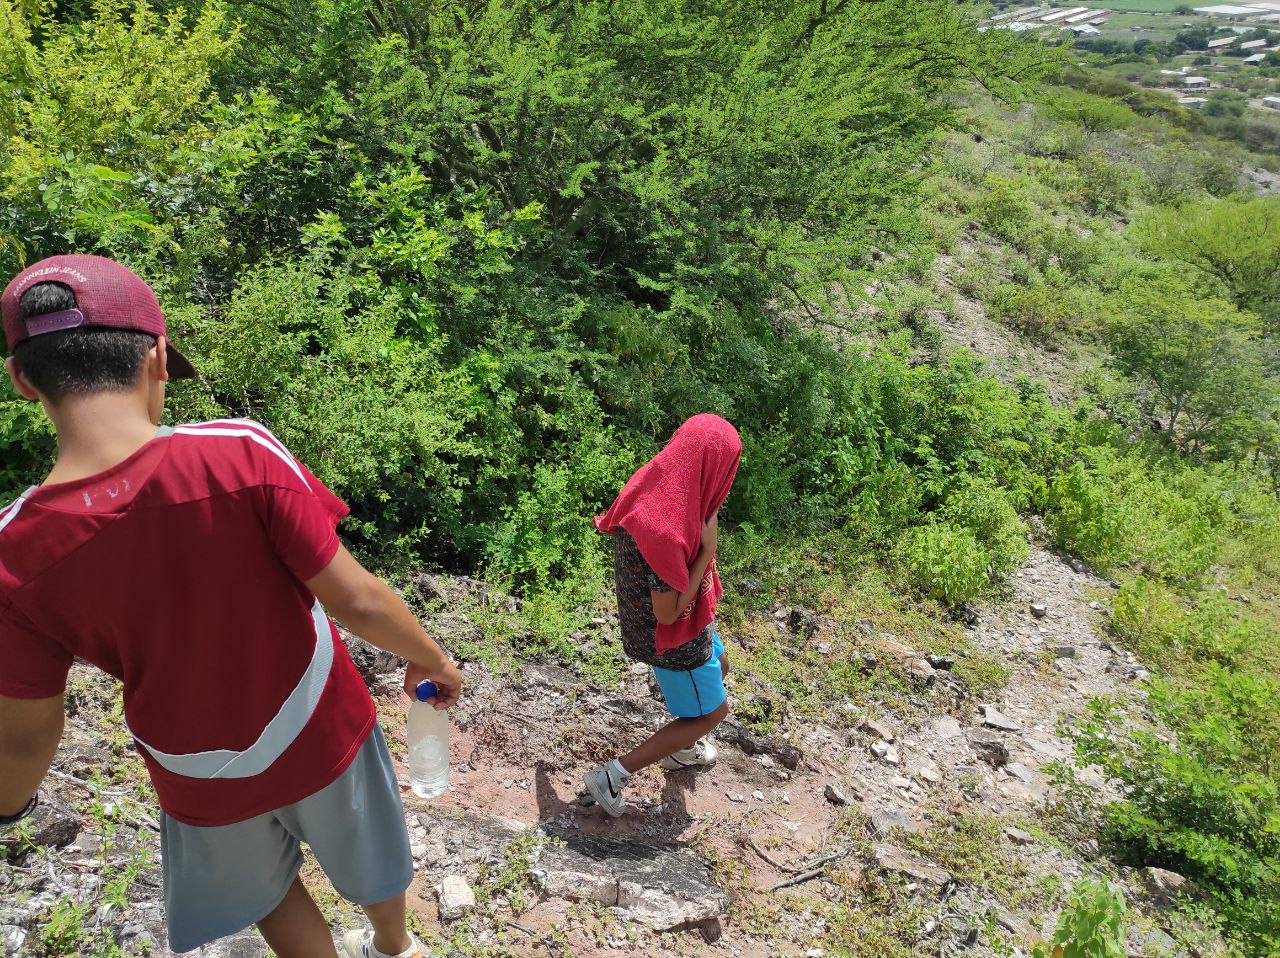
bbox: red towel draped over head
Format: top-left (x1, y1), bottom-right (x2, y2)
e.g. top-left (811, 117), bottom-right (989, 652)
top-left (595, 414), bottom-right (742, 652)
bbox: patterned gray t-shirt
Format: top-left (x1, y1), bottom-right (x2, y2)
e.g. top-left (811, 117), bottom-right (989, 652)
top-left (611, 528), bottom-right (714, 671)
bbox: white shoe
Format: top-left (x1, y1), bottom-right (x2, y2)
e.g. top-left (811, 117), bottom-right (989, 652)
top-left (339, 929), bottom-right (422, 958)
top-left (583, 763), bottom-right (629, 817)
top-left (659, 738), bottom-right (719, 771)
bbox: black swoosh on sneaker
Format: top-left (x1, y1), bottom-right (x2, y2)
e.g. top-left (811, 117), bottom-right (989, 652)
top-left (604, 767), bottom-right (623, 796)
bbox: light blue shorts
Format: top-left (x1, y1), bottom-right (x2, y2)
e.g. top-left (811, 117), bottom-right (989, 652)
top-left (160, 725), bottom-right (413, 952)
top-left (653, 632), bottom-right (728, 718)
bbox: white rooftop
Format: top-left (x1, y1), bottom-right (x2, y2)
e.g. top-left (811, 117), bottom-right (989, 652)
top-left (1041, 6), bottom-right (1090, 22)
top-left (1208, 35), bottom-right (1238, 46)
top-left (990, 5), bottom-right (1040, 21)
top-left (1195, 4), bottom-right (1270, 12)
top-left (1241, 37), bottom-right (1268, 46)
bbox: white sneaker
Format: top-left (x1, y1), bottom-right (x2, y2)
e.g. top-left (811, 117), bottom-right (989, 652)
top-left (338, 929), bottom-right (422, 958)
top-left (659, 738), bottom-right (719, 771)
top-left (582, 763), bottom-right (628, 817)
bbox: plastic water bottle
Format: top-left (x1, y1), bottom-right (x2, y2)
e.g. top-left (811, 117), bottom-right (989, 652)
top-left (407, 680), bottom-right (450, 799)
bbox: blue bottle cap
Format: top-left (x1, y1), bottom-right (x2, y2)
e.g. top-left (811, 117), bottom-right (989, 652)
top-left (415, 680), bottom-right (439, 703)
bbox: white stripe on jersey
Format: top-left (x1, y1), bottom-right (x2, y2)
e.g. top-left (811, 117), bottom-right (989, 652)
top-left (0, 494), bottom-right (28, 536)
top-left (173, 425), bottom-right (312, 490)
top-left (184, 419), bottom-right (295, 461)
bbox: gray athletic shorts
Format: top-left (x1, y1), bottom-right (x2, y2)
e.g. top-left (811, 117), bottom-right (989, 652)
top-left (160, 725), bottom-right (413, 952)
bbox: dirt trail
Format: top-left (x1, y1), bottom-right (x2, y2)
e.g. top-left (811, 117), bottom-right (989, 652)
top-left (367, 545), bottom-right (1164, 957)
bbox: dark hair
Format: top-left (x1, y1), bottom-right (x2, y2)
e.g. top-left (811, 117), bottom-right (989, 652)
top-left (11, 282), bottom-right (155, 401)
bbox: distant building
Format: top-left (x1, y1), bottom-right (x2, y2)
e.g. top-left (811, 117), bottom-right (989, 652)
top-left (1183, 76), bottom-right (1212, 88)
top-left (1071, 23), bottom-right (1101, 34)
top-left (1241, 38), bottom-right (1268, 49)
top-left (1262, 95), bottom-right (1280, 110)
top-left (1179, 97), bottom-right (1209, 108)
top-left (990, 5), bottom-right (1040, 21)
top-left (1244, 52), bottom-right (1267, 62)
top-left (1208, 35), bottom-right (1238, 48)
top-left (1041, 6), bottom-right (1089, 22)
top-left (1196, 3), bottom-right (1279, 13)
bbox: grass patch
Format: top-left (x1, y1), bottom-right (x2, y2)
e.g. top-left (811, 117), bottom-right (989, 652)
top-left (904, 815), bottom-right (1063, 911)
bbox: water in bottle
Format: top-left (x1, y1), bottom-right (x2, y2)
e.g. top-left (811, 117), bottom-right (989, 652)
top-left (407, 680), bottom-right (450, 799)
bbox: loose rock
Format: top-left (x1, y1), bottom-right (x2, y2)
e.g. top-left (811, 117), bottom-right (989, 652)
top-left (933, 716), bottom-right (963, 740)
top-left (788, 607), bottom-right (818, 636)
top-left (824, 783), bottom-right (850, 806)
top-left (1004, 762), bottom-right (1034, 784)
top-left (870, 741), bottom-right (901, 765)
top-left (1004, 827), bottom-right (1035, 846)
top-left (535, 833), bottom-right (729, 930)
top-left (859, 718), bottom-right (896, 743)
top-left (979, 705), bottom-right (1021, 732)
top-left (436, 875), bottom-right (476, 922)
top-left (968, 731), bottom-right (1010, 768)
top-left (904, 658), bottom-right (937, 687)
top-left (342, 631), bottom-right (405, 692)
top-left (869, 811), bottom-right (919, 837)
top-left (720, 721), bottom-right (803, 770)
top-left (0, 927), bottom-right (26, 957)
top-left (0, 793), bottom-right (81, 860)
top-left (1141, 867), bottom-right (1201, 907)
top-left (872, 844), bottom-right (952, 888)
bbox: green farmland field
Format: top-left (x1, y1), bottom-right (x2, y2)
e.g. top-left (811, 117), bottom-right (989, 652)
top-left (1079, 0), bottom-right (1195, 10)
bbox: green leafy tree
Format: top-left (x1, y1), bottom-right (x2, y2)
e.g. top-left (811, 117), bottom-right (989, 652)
top-left (0, 0), bottom-right (238, 276)
top-left (1135, 197), bottom-right (1280, 326)
top-left (1105, 278), bottom-right (1270, 458)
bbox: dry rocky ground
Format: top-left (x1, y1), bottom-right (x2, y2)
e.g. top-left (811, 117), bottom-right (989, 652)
top-left (0, 540), bottom-right (1222, 958)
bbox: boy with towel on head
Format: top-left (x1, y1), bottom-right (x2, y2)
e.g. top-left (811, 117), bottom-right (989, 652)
top-left (582, 414), bottom-right (742, 816)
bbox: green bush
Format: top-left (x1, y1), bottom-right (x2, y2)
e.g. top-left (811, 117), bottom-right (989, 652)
top-left (1043, 449), bottom-right (1222, 586)
top-left (976, 176), bottom-right (1040, 247)
top-left (1042, 461), bottom-right (1129, 573)
top-left (939, 477), bottom-right (1029, 577)
top-left (899, 522), bottom-right (988, 606)
top-left (1110, 577), bottom-right (1182, 662)
top-left (1033, 880), bottom-right (1128, 958)
top-left (1067, 691), bottom-right (1280, 952)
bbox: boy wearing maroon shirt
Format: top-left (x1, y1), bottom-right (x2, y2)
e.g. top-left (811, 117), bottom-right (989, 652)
top-left (0, 255), bottom-right (460, 958)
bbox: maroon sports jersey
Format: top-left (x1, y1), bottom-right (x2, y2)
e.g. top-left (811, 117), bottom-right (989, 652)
top-left (0, 419), bottom-right (376, 826)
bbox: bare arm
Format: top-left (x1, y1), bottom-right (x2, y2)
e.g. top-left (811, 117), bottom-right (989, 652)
top-left (0, 693), bottom-right (64, 818)
top-left (306, 545), bottom-right (462, 709)
top-left (651, 514), bottom-right (718, 626)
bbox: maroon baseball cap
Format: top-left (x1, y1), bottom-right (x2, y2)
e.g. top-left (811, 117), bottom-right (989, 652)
top-left (2, 254), bottom-right (195, 379)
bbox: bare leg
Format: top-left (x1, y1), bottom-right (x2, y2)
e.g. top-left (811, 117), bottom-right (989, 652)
top-left (256, 875), bottom-right (340, 958)
top-left (361, 893), bottom-right (413, 955)
top-left (619, 700), bottom-right (729, 774)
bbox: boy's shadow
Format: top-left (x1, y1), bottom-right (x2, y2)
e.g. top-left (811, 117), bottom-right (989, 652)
top-left (532, 760), bottom-right (700, 843)
top-left (533, 760), bottom-right (578, 822)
